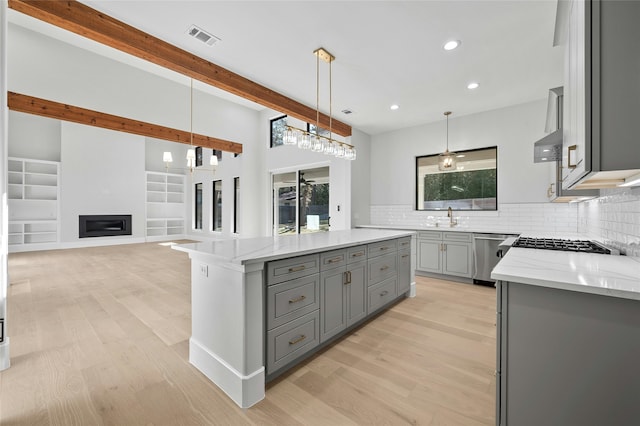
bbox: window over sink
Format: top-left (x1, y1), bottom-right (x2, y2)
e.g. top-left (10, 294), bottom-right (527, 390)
top-left (416, 146), bottom-right (497, 211)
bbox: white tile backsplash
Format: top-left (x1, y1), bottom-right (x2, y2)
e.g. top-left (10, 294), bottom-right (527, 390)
top-left (371, 187), bottom-right (640, 259)
top-left (370, 203), bottom-right (579, 234)
top-left (578, 187), bottom-right (640, 258)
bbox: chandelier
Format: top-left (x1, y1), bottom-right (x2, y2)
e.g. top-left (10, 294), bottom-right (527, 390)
top-left (438, 111), bottom-right (457, 171)
top-left (282, 48), bottom-right (356, 161)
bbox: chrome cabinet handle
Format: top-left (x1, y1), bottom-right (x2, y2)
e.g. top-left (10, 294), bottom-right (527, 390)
top-left (344, 271), bottom-right (352, 285)
top-left (327, 256), bottom-right (342, 264)
top-left (288, 335), bottom-right (306, 345)
top-left (288, 295), bottom-right (306, 304)
top-left (288, 265), bottom-right (305, 273)
top-left (351, 252), bottom-right (364, 258)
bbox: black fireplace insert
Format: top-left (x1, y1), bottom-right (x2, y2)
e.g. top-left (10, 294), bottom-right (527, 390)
top-left (79, 214), bottom-right (132, 238)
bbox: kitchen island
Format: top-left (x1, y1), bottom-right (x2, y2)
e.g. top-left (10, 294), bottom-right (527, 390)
top-left (173, 229), bottom-right (416, 408)
top-left (492, 248), bottom-right (640, 426)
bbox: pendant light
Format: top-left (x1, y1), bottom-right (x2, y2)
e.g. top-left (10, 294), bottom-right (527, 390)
top-left (438, 111), bottom-right (457, 171)
top-left (281, 47), bottom-right (356, 160)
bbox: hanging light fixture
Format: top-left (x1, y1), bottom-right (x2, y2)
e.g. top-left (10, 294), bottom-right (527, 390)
top-left (438, 111), bottom-right (457, 171)
top-left (282, 47), bottom-right (356, 161)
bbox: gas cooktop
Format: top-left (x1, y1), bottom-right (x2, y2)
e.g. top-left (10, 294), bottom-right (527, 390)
top-left (512, 237), bottom-right (618, 255)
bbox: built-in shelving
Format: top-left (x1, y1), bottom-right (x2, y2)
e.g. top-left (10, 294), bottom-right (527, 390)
top-left (145, 171), bottom-right (186, 240)
top-left (8, 157), bottom-right (60, 252)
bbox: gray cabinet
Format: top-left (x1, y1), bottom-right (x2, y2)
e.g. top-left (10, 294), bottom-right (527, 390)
top-left (319, 247), bottom-right (367, 343)
top-left (417, 231), bottom-right (473, 278)
top-left (496, 280), bottom-right (640, 425)
top-left (560, 0), bottom-right (640, 190)
top-left (397, 238), bottom-right (411, 295)
top-left (266, 254), bottom-right (320, 374)
top-left (267, 236), bottom-right (412, 377)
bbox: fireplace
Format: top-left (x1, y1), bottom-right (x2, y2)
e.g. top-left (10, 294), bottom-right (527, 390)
top-left (79, 215), bottom-right (132, 238)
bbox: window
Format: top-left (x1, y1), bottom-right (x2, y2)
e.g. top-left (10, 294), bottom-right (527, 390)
top-left (212, 180), bottom-right (222, 232)
top-left (194, 183), bottom-right (203, 229)
top-left (272, 167), bottom-right (330, 234)
top-left (195, 146), bottom-right (203, 167)
top-left (233, 177), bottom-right (240, 234)
top-left (416, 147), bottom-right (497, 211)
top-left (212, 149), bottom-right (222, 163)
top-left (270, 115), bottom-right (287, 147)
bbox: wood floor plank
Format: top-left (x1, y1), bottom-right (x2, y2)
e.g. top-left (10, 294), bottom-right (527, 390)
top-left (2, 242), bottom-right (497, 424)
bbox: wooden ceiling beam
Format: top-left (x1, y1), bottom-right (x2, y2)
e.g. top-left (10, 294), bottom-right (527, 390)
top-left (7, 0), bottom-right (353, 137)
top-left (8, 91), bottom-right (243, 154)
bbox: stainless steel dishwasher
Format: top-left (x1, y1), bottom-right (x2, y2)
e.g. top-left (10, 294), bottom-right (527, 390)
top-left (472, 233), bottom-right (518, 286)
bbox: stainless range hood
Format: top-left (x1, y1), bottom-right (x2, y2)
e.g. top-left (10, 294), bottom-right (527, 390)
top-left (535, 87), bottom-right (599, 202)
top-left (534, 87), bottom-right (563, 163)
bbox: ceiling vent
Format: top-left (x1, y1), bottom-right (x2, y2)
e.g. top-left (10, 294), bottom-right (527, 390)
top-left (341, 109), bottom-right (353, 115)
top-left (187, 25), bottom-right (220, 46)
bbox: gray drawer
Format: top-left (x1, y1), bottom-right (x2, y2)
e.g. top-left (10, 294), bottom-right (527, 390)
top-left (266, 254), bottom-right (320, 285)
top-left (368, 252), bottom-right (397, 286)
top-left (443, 232), bottom-right (472, 242)
top-left (346, 245), bottom-right (367, 264)
top-left (397, 237), bottom-right (412, 251)
top-left (266, 310), bottom-right (319, 374)
top-left (367, 239), bottom-right (397, 258)
top-left (267, 274), bottom-right (320, 330)
top-left (320, 249), bottom-right (347, 271)
top-left (367, 277), bottom-right (397, 313)
top-left (418, 231), bottom-right (443, 240)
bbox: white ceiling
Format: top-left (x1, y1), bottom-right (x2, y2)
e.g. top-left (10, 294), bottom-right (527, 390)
top-left (10, 0), bottom-right (564, 136)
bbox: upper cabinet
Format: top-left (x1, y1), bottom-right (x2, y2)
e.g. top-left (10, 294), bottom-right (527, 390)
top-left (559, 0), bottom-right (640, 190)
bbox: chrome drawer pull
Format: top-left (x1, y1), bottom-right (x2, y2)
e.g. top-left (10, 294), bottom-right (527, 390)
top-left (288, 265), bottom-right (306, 273)
top-left (380, 265), bottom-right (389, 271)
top-left (288, 295), bottom-right (306, 304)
top-left (351, 252), bottom-right (364, 258)
top-left (380, 290), bottom-right (389, 297)
top-left (327, 256), bottom-right (342, 264)
top-left (289, 334), bottom-right (306, 345)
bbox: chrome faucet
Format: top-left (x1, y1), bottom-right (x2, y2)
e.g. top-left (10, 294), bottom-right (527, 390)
top-left (447, 207), bottom-right (457, 227)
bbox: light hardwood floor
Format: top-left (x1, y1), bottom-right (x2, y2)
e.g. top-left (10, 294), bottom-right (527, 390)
top-left (2, 242), bottom-right (496, 425)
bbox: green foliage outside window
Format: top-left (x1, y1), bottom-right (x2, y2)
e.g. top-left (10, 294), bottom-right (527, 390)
top-left (423, 169), bottom-right (496, 201)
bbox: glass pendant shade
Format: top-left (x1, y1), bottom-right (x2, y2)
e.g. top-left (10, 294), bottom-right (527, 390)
top-left (186, 148), bottom-right (196, 168)
top-left (283, 128), bottom-right (297, 145)
top-left (438, 150), bottom-right (457, 171)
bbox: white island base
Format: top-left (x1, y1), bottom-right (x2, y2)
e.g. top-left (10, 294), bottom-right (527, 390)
top-left (174, 229), bottom-right (416, 408)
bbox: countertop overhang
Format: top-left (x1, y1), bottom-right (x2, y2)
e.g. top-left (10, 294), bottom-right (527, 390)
top-left (173, 229), bottom-right (416, 265)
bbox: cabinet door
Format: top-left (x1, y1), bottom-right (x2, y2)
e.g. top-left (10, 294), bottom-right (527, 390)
top-left (397, 249), bottom-right (411, 295)
top-left (562, 0), bottom-right (588, 189)
top-left (320, 267), bottom-right (347, 343)
top-left (443, 242), bottom-right (472, 278)
top-left (346, 261), bottom-right (366, 327)
top-left (417, 240), bottom-right (441, 273)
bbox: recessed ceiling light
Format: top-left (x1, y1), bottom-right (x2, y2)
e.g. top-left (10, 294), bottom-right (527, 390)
top-left (390, 104), bottom-right (399, 110)
top-left (443, 40), bottom-right (461, 51)
top-left (467, 82), bottom-right (479, 90)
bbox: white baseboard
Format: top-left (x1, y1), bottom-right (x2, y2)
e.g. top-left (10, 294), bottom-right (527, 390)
top-left (189, 337), bottom-right (264, 408)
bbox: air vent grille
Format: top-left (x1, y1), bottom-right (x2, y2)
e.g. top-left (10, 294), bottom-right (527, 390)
top-left (187, 25), bottom-right (220, 46)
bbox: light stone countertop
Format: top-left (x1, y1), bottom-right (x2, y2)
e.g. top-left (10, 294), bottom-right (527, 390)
top-left (492, 247), bottom-right (640, 300)
top-left (173, 228), bottom-right (415, 265)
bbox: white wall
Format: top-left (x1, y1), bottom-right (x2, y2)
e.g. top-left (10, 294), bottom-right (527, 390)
top-left (370, 99), bottom-right (554, 208)
top-left (8, 111), bottom-right (61, 161)
top-left (60, 123), bottom-right (146, 242)
top-left (1, 0), bottom-right (11, 371)
top-left (350, 128), bottom-right (371, 227)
